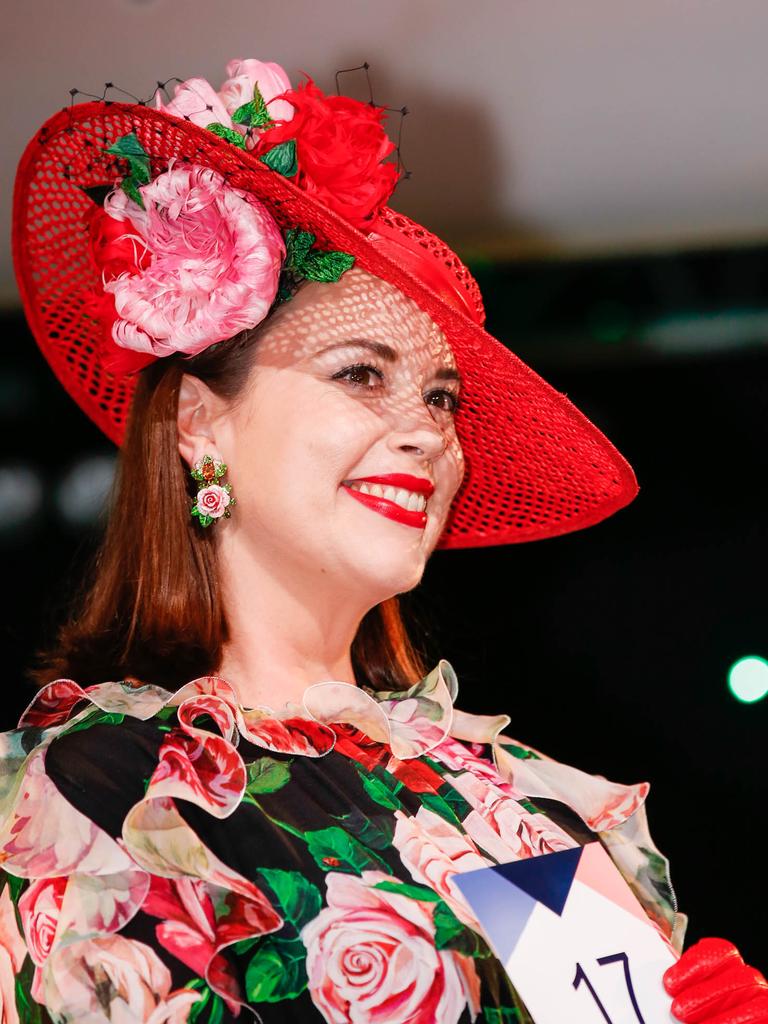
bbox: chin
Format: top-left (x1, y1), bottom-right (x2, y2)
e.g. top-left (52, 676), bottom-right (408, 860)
top-left (392, 549), bottom-right (430, 592)
top-left (394, 562), bottom-right (427, 595)
top-left (352, 546), bottom-right (427, 601)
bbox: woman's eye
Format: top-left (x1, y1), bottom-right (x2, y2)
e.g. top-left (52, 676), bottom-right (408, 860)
top-left (332, 363), bottom-right (461, 415)
top-left (426, 389), bottom-right (461, 414)
top-left (332, 363), bottom-right (384, 388)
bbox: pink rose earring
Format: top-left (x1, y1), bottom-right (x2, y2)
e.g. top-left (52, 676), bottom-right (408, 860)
top-left (190, 455), bottom-right (236, 528)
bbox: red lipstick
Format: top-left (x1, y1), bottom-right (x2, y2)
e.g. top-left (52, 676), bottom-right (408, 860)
top-left (343, 474), bottom-right (434, 497)
top-left (341, 474), bottom-right (432, 530)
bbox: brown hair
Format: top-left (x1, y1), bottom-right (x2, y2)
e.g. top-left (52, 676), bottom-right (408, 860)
top-left (28, 317), bottom-right (434, 693)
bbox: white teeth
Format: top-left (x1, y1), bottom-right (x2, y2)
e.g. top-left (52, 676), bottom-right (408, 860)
top-left (346, 481), bottom-right (427, 513)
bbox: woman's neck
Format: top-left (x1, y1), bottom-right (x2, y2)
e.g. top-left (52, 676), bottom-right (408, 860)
top-left (214, 540), bottom-right (368, 709)
top-left (216, 625), bottom-right (359, 710)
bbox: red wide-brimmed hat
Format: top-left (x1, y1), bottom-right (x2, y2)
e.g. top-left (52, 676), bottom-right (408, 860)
top-left (12, 60), bottom-right (638, 549)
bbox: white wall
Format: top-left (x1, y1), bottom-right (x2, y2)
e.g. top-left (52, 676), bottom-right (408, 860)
top-left (3, 0), bottom-right (768, 305)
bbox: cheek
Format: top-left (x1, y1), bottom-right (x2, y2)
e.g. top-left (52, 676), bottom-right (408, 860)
top-left (302, 399), bottom-right (384, 487)
top-left (444, 432), bottom-right (465, 494)
top-left (232, 390), bottom-right (384, 514)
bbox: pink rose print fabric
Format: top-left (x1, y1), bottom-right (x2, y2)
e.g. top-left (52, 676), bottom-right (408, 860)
top-left (0, 660), bottom-right (684, 1023)
top-left (302, 870), bottom-right (480, 1024)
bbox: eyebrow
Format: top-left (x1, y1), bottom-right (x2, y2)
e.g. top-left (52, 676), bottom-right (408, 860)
top-left (314, 338), bottom-right (462, 386)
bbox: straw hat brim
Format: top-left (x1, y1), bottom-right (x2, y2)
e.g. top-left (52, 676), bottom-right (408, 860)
top-left (12, 101), bottom-right (638, 549)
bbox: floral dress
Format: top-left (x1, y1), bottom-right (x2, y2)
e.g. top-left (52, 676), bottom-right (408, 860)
top-left (0, 660), bottom-right (685, 1023)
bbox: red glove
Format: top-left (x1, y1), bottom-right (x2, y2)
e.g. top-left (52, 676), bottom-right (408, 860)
top-left (663, 938), bottom-right (768, 1024)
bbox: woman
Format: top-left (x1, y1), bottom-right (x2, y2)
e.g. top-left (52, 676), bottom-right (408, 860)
top-left (1, 58), bottom-right (764, 1023)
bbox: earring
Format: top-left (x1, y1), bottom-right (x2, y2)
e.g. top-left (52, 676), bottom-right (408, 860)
top-left (190, 454), bottom-right (236, 528)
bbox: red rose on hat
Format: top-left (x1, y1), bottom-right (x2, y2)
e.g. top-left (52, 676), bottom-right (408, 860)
top-left (255, 75), bottom-right (399, 231)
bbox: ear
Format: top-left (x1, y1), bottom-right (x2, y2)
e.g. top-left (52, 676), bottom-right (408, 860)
top-left (177, 373), bottom-right (226, 470)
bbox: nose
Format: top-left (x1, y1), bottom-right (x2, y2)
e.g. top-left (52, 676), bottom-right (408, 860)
top-left (385, 396), bottom-right (448, 462)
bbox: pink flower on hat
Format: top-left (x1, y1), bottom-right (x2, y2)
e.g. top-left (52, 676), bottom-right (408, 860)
top-left (100, 163), bottom-right (286, 359)
top-left (220, 58), bottom-right (295, 125)
top-left (156, 58), bottom-right (294, 148)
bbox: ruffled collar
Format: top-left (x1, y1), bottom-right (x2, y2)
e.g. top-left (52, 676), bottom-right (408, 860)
top-left (10, 657), bottom-right (685, 951)
top-left (19, 658), bottom-right (642, 835)
top-left (19, 659), bottom-right (468, 761)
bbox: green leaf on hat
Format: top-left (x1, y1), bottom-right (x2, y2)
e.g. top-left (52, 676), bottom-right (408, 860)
top-left (274, 228), bottom-right (356, 308)
top-left (281, 228), bottom-right (356, 286)
top-left (252, 83), bottom-right (272, 126)
top-left (107, 131), bottom-right (150, 161)
top-left (440, 784), bottom-right (473, 821)
top-left (205, 122), bottom-right (247, 149)
top-left (232, 83), bottom-right (272, 129)
top-left (260, 139), bottom-right (297, 177)
top-left (120, 176), bottom-right (145, 210)
top-left (106, 132), bottom-right (151, 210)
top-left (301, 250), bottom-right (356, 283)
top-left (232, 102), bottom-right (254, 126)
top-left (123, 156), bottom-right (150, 187)
top-left (433, 900), bottom-right (465, 946)
top-left (284, 228), bottom-right (316, 270)
top-left (61, 709), bottom-right (126, 735)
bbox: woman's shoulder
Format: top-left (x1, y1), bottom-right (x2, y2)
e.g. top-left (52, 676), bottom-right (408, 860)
top-left (432, 660), bottom-right (652, 837)
top-left (443, 701), bottom-right (687, 953)
top-left (0, 676), bottom-right (281, 1021)
top-left (0, 680), bottom-right (180, 878)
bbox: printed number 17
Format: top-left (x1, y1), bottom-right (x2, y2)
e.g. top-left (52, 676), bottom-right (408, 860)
top-left (573, 952), bottom-right (646, 1023)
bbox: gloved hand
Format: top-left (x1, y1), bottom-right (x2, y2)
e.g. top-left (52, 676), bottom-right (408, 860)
top-left (663, 937), bottom-right (768, 1023)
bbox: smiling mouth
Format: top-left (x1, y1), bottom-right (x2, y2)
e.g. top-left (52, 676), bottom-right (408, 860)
top-left (341, 482), bottom-right (429, 530)
top-left (343, 481), bottom-right (428, 513)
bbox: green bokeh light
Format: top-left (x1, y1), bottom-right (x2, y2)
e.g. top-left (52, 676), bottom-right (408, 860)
top-left (588, 300), bottom-right (632, 344)
top-left (727, 656), bottom-right (768, 704)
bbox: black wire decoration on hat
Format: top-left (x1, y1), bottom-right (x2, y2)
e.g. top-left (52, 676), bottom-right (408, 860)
top-left (334, 61), bottom-right (411, 182)
top-left (64, 61), bottom-right (412, 188)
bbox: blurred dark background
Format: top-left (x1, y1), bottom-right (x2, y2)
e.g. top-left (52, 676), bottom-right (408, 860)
top-left (3, 0), bottom-right (766, 971)
top-left (3, 242), bottom-right (766, 964)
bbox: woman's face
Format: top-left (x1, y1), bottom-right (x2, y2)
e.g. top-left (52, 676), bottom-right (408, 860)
top-left (211, 266), bottom-right (465, 603)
